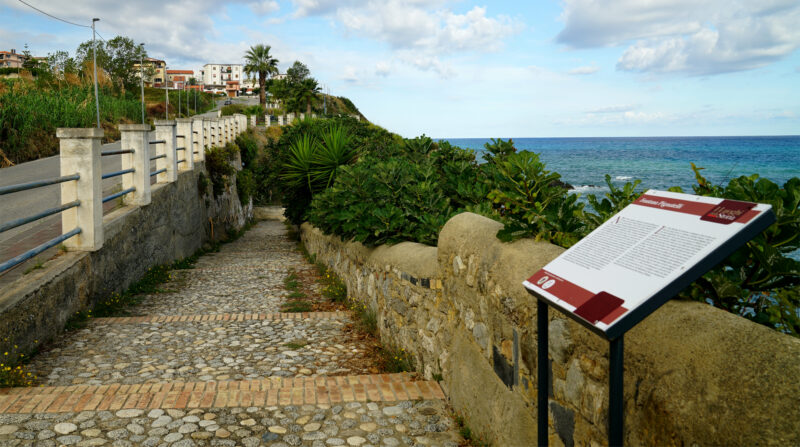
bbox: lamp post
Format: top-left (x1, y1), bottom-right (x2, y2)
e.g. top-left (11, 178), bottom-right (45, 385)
top-left (139, 43), bottom-right (145, 124)
top-left (91, 18), bottom-right (101, 128)
top-left (164, 65), bottom-right (169, 120)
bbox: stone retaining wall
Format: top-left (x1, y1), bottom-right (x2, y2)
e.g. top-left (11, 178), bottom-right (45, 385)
top-left (0, 164), bottom-right (251, 357)
top-left (301, 212), bottom-right (800, 446)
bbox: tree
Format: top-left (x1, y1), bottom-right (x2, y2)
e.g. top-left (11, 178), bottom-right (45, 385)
top-left (47, 51), bottom-right (77, 77)
top-left (76, 36), bottom-right (143, 90)
top-left (287, 61), bottom-right (310, 83)
top-left (295, 78), bottom-right (321, 115)
top-left (243, 44), bottom-right (279, 108)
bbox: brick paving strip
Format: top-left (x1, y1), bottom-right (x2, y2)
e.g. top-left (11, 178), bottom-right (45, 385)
top-left (0, 374), bottom-right (445, 414)
top-left (91, 311), bottom-right (349, 324)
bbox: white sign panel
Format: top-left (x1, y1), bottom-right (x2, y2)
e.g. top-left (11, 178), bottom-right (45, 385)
top-left (523, 190), bottom-right (774, 338)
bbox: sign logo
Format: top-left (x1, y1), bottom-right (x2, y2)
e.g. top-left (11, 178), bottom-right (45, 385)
top-left (700, 199), bottom-right (756, 225)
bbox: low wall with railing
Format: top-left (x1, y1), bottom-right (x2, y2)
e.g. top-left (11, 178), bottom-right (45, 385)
top-left (0, 113), bottom-right (251, 357)
top-left (301, 213), bottom-right (800, 446)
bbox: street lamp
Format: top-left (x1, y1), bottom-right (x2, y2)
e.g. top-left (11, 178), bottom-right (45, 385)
top-left (91, 18), bottom-right (100, 128)
top-left (164, 65), bottom-right (169, 120)
top-left (139, 43), bottom-right (145, 124)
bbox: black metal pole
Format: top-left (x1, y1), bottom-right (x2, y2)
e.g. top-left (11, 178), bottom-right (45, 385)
top-left (609, 336), bottom-right (624, 447)
top-left (537, 300), bottom-right (549, 447)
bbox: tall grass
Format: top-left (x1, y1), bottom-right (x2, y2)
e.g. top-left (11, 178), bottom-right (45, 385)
top-left (0, 80), bottom-right (216, 165)
top-left (0, 78), bottom-right (140, 164)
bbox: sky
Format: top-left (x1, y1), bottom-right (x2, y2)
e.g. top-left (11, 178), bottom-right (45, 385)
top-left (2, 0), bottom-right (799, 138)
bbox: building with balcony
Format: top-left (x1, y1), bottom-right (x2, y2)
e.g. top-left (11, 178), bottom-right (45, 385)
top-left (167, 69), bottom-right (194, 89)
top-left (200, 63), bottom-right (243, 97)
top-left (133, 57), bottom-right (166, 87)
top-left (0, 49), bottom-right (30, 68)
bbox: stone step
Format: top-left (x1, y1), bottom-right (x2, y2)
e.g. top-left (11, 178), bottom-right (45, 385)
top-left (0, 374), bottom-right (444, 414)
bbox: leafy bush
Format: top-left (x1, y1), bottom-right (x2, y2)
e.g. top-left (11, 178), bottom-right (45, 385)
top-left (204, 144), bottom-right (237, 197)
top-left (236, 169), bottom-right (256, 205)
top-left (308, 136), bottom-right (488, 246)
top-left (672, 166), bottom-right (800, 335)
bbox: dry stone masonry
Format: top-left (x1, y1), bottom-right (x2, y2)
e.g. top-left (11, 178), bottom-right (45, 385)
top-left (301, 212), bottom-right (800, 447)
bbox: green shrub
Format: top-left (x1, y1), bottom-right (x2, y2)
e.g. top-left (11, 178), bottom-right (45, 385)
top-left (204, 145), bottom-right (236, 197)
top-left (672, 166), bottom-right (800, 335)
top-left (236, 169), bottom-right (256, 205)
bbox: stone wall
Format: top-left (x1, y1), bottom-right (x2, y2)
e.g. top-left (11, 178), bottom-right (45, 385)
top-left (301, 212), bottom-right (800, 446)
top-left (0, 163), bottom-right (251, 357)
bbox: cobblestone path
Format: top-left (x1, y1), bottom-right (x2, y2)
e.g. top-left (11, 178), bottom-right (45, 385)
top-left (0, 221), bottom-right (463, 447)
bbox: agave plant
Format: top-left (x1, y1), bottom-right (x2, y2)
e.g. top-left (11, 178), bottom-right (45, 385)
top-left (314, 124), bottom-right (357, 189)
top-left (281, 133), bottom-right (319, 192)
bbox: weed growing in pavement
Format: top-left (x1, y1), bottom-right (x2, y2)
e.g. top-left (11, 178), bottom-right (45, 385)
top-left (379, 346), bottom-right (413, 373)
top-left (347, 298), bottom-right (378, 335)
top-left (281, 300), bottom-right (313, 313)
top-left (455, 414), bottom-right (490, 447)
top-left (22, 258), bottom-right (45, 275)
top-left (281, 268), bottom-right (313, 312)
top-left (284, 341), bottom-right (308, 349)
top-left (0, 338), bottom-right (37, 387)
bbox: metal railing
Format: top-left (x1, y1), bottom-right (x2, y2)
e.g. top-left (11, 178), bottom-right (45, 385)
top-left (1, 116), bottom-right (248, 275)
top-left (0, 175), bottom-right (82, 274)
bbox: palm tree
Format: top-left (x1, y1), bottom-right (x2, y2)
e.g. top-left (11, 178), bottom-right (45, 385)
top-left (295, 78), bottom-right (321, 115)
top-left (243, 44), bottom-right (278, 108)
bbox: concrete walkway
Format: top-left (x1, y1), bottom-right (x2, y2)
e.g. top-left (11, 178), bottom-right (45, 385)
top-left (0, 221), bottom-right (462, 447)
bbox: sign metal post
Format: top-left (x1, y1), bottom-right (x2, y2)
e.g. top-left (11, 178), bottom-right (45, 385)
top-left (527, 190), bottom-right (775, 447)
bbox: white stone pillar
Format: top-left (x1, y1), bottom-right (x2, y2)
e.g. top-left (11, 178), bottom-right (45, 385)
top-left (57, 128), bottom-right (103, 251)
top-left (192, 118), bottom-right (205, 162)
top-left (278, 115), bottom-right (284, 126)
top-left (154, 120), bottom-right (178, 183)
top-left (265, 114), bottom-right (271, 127)
top-left (119, 124), bottom-right (151, 206)
top-left (203, 118), bottom-right (214, 149)
top-left (175, 118), bottom-right (194, 172)
top-left (300, 112), bottom-right (305, 121)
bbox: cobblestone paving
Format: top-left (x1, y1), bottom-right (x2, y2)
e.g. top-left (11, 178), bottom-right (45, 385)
top-left (30, 318), bottom-right (374, 386)
top-left (1, 220), bottom-right (463, 447)
top-left (0, 401), bottom-right (461, 447)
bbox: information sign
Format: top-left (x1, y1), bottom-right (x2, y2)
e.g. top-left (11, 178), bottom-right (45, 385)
top-left (525, 190), bottom-right (775, 447)
top-left (524, 189), bottom-right (775, 340)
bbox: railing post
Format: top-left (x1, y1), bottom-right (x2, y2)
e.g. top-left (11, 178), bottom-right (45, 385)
top-left (224, 116), bottom-right (231, 143)
top-left (192, 117), bottom-right (205, 162)
top-left (215, 118), bottom-right (223, 147)
top-left (175, 118), bottom-right (194, 171)
top-left (119, 124), bottom-right (151, 206)
top-left (57, 128), bottom-right (103, 251)
top-left (154, 119), bottom-right (178, 183)
top-left (203, 118), bottom-right (212, 149)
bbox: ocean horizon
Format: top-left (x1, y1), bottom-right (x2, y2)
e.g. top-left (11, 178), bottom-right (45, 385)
top-left (438, 135), bottom-right (800, 194)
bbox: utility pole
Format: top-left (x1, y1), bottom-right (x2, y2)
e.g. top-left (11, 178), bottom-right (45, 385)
top-left (323, 83), bottom-right (326, 115)
top-left (139, 43), bottom-right (145, 124)
top-left (178, 82), bottom-right (181, 117)
top-left (164, 65), bottom-right (169, 120)
top-left (91, 18), bottom-right (101, 129)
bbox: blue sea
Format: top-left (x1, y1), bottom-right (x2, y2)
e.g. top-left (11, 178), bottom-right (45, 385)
top-left (442, 136), bottom-right (800, 260)
top-left (440, 136), bottom-right (800, 195)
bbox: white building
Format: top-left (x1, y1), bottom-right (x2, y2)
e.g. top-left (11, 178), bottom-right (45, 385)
top-left (200, 63), bottom-right (243, 97)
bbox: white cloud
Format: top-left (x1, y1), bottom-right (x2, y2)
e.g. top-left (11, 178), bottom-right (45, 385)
top-left (557, 0), bottom-right (800, 75)
top-left (586, 104), bottom-right (638, 114)
top-left (250, 0), bottom-right (279, 16)
top-left (568, 65), bottom-right (600, 75)
top-left (375, 61), bottom-right (391, 77)
top-left (3, 0), bottom-right (259, 67)
top-left (289, 1), bottom-right (520, 77)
